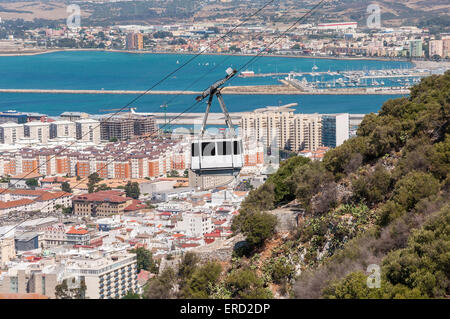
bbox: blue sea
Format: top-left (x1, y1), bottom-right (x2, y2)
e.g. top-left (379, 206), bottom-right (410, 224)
top-left (0, 51), bottom-right (412, 116)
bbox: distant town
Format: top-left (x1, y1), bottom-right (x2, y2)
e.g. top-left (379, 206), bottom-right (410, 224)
top-left (1, 20), bottom-right (450, 62)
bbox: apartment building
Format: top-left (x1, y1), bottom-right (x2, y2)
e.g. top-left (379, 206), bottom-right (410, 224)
top-left (240, 109), bottom-right (323, 151)
top-left (66, 251), bottom-right (139, 299)
top-left (0, 236), bottom-right (15, 266)
top-left (0, 250), bottom-right (138, 299)
top-left (75, 119), bottom-right (101, 144)
top-left (0, 188), bottom-right (72, 215)
top-left (72, 190), bottom-right (134, 217)
top-left (0, 122), bottom-right (24, 145)
top-left (24, 122), bottom-right (50, 144)
top-left (0, 138), bottom-right (189, 180)
top-left (0, 111), bottom-right (27, 124)
top-left (133, 116), bottom-right (157, 136)
top-left (126, 32), bottom-right (144, 50)
top-left (176, 212), bottom-right (213, 237)
top-left (321, 113), bottom-right (350, 148)
top-left (290, 114), bottom-right (322, 151)
top-left (100, 117), bottom-right (135, 141)
top-left (100, 115), bottom-right (157, 141)
top-left (50, 120), bottom-right (77, 139)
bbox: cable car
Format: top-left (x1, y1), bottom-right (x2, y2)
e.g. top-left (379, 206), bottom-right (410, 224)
top-left (190, 68), bottom-right (243, 176)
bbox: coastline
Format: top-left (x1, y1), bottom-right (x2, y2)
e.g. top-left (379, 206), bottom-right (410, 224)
top-left (0, 48), bottom-right (412, 63)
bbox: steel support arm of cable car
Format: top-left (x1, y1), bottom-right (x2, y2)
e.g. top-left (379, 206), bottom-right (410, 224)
top-left (196, 68), bottom-right (237, 137)
top-left (216, 91), bottom-right (236, 137)
top-left (200, 94), bottom-right (214, 137)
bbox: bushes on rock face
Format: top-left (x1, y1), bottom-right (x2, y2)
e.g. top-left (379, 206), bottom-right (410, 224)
top-left (183, 262), bottom-right (222, 299)
top-left (352, 164), bottom-right (392, 205)
top-left (144, 267), bottom-right (177, 299)
top-left (263, 257), bottom-right (295, 284)
top-left (239, 212), bottom-right (278, 248)
top-left (225, 267), bottom-right (273, 299)
top-left (266, 156), bottom-right (310, 204)
top-left (322, 205), bottom-right (449, 299)
top-left (289, 161), bottom-right (334, 213)
top-left (392, 171), bottom-right (441, 212)
top-left (228, 72), bottom-right (449, 299)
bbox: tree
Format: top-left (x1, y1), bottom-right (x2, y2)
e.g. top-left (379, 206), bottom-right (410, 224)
top-left (94, 183), bottom-right (112, 192)
top-left (168, 170), bottom-right (179, 177)
top-left (225, 267), bottom-right (272, 299)
top-left (240, 212), bottom-right (277, 248)
top-left (183, 262), bottom-right (222, 298)
top-left (125, 181), bottom-right (140, 199)
top-left (61, 181), bottom-right (72, 193)
top-left (55, 278), bottom-right (87, 299)
top-left (25, 178), bottom-right (39, 188)
top-left (392, 171), bottom-right (440, 211)
top-left (178, 252), bottom-right (199, 281)
top-left (87, 173), bottom-right (101, 193)
top-left (143, 267), bottom-right (176, 299)
top-left (62, 207), bottom-right (72, 215)
top-left (133, 247), bottom-right (159, 273)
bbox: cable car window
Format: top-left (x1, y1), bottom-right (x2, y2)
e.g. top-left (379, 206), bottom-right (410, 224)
top-left (202, 142), bottom-right (216, 156)
top-left (191, 143), bottom-right (199, 156)
top-left (217, 141), bottom-right (232, 155)
top-left (233, 141), bottom-right (241, 155)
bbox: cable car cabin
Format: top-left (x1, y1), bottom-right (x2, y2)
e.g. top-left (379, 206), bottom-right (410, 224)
top-left (191, 137), bottom-right (243, 176)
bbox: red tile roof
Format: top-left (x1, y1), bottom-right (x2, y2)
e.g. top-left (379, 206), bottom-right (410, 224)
top-left (10, 172), bottom-right (42, 180)
top-left (0, 199), bottom-right (34, 209)
top-left (73, 190), bottom-right (129, 203)
top-left (66, 227), bottom-right (88, 235)
top-left (124, 199), bottom-right (146, 212)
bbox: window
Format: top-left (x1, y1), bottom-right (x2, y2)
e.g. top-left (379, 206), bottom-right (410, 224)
top-left (233, 141), bottom-right (242, 155)
top-left (217, 141), bottom-right (232, 155)
top-left (202, 142), bottom-right (215, 156)
top-left (191, 143), bottom-right (199, 157)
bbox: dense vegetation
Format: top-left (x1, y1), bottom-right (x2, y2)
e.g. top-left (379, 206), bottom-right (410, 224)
top-left (232, 71), bottom-right (449, 298)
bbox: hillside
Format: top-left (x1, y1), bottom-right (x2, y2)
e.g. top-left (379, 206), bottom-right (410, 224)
top-left (0, 0), bottom-right (449, 31)
top-left (230, 70), bottom-right (449, 299)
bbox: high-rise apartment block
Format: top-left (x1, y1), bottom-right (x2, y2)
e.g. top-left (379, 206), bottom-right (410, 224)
top-left (100, 115), bottom-right (157, 141)
top-left (240, 109), bottom-right (323, 151)
top-left (0, 123), bottom-right (24, 145)
top-left (24, 122), bottom-right (50, 144)
top-left (126, 32), bottom-right (144, 50)
top-left (49, 120), bottom-right (77, 139)
top-left (76, 119), bottom-right (101, 144)
top-left (321, 113), bottom-right (350, 148)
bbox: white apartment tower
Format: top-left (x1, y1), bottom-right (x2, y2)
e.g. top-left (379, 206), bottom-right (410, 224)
top-left (0, 123), bottom-right (24, 145)
top-left (240, 110), bottom-right (323, 151)
top-left (24, 122), bottom-right (50, 144)
top-left (76, 119), bottom-right (101, 144)
top-left (50, 120), bottom-right (76, 139)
